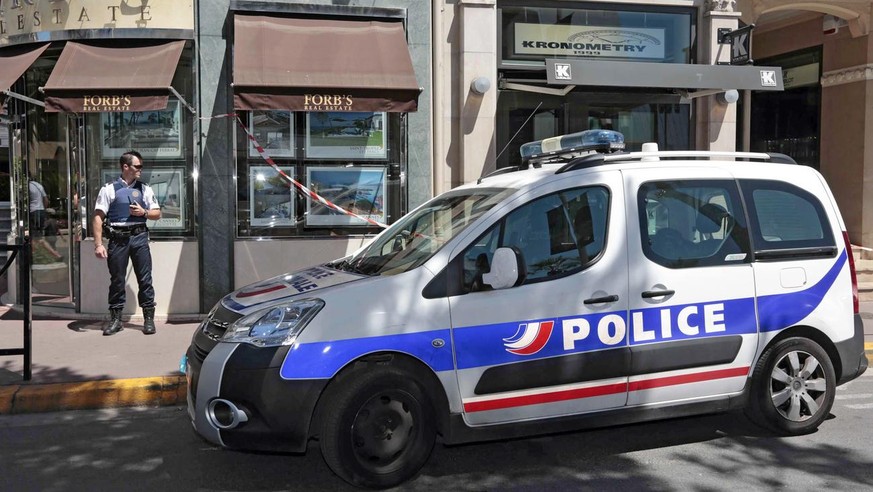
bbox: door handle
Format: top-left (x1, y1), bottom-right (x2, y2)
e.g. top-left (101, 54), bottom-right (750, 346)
top-left (641, 290), bottom-right (675, 299)
top-left (583, 294), bottom-right (619, 305)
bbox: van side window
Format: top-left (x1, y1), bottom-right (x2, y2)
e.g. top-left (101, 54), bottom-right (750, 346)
top-left (460, 186), bottom-right (609, 292)
top-left (739, 180), bottom-right (836, 256)
top-left (639, 180), bottom-right (750, 268)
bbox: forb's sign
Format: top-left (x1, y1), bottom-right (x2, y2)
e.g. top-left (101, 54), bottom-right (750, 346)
top-left (81, 95), bottom-right (131, 112)
top-left (0, 0), bottom-right (194, 43)
top-left (303, 94), bottom-right (354, 112)
top-left (515, 23), bottom-right (665, 60)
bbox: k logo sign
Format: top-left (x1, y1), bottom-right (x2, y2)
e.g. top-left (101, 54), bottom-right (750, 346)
top-left (554, 63), bottom-right (572, 81)
top-left (760, 70), bottom-right (777, 87)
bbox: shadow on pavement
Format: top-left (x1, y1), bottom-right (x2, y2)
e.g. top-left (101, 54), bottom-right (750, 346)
top-left (2, 409), bottom-right (872, 491)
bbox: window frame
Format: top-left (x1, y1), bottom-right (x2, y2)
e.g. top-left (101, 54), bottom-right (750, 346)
top-left (637, 179), bottom-right (751, 269)
top-left (447, 185), bottom-right (611, 296)
top-left (739, 179), bottom-right (836, 261)
top-left (235, 110), bottom-right (407, 238)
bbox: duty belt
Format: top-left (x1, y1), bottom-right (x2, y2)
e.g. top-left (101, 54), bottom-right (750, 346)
top-left (105, 224), bottom-right (148, 239)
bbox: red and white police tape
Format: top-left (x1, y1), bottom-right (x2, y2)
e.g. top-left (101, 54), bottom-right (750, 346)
top-left (200, 112), bottom-right (388, 229)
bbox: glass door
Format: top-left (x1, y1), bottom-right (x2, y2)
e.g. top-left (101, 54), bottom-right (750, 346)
top-left (496, 89), bottom-right (691, 169)
top-left (27, 104), bottom-right (71, 305)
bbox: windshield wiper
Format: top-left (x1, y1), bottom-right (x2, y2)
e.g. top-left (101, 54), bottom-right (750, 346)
top-left (329, 258), bottom-right (376, 276)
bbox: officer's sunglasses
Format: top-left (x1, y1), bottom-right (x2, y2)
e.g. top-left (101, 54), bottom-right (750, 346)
top-left (129, 164), bottom-right (143, 169)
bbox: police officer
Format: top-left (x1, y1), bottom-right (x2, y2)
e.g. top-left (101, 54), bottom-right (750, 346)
top-left (93, 151), bottom-right (162, 336)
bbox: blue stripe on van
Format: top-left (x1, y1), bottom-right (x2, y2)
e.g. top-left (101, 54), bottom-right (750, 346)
top-left (277, 252), bottom-right (846, 379)
top-left (757, 251), bottom-right (846, 332)
top-left (279, 329), bottom-right (455, 379)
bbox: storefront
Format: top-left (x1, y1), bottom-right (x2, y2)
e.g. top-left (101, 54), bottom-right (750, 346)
top-left (1, 0), bottom-right (198, 315)
top-left (496, 2), bottom-right (698, 168)
top-left (1, 0), bottom-right (431, 316)
top-left (745, 4), bottom-right (873, 254)
top-left (432, 0), bottom-right (789, 195)
top-left (218, 1), bottom-right (428, 304)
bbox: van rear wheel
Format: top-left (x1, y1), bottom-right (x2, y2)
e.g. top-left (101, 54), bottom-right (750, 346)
top-left (320, 365), bottom-right (436, 488)
top-left (746, 337), bottom-right (835, 435)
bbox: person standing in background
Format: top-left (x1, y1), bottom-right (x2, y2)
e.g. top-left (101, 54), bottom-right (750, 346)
top-left (29, 178), bottom-right (62, 260)
top-left (93, 151), bottom-right (162, 336)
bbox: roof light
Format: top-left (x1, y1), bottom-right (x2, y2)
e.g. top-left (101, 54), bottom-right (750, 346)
top-left (520, 130), bottom-right (625, 167)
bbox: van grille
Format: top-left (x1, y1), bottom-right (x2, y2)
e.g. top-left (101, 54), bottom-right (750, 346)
top-left (191, 303), bottom-right (243, 363)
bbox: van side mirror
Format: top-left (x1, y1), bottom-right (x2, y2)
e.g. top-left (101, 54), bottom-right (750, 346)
top-left (481, 247), bottom-right (524, 289)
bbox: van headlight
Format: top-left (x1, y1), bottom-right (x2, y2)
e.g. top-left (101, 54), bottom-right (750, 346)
top-left (221, 299), bottom-right (324, 347)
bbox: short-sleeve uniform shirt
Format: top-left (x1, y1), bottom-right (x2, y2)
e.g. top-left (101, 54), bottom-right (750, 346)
top-left (95, 178), bottom-right (160, 226)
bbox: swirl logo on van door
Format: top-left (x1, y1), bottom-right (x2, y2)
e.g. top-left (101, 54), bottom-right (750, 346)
top-left (503, 321), bottom-right (554, 355)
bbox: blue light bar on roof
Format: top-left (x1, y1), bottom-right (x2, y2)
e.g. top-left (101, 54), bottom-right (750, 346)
top-left (520, 130), bottom-right (625, 162)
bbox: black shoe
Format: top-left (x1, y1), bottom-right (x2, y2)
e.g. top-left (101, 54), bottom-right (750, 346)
top-left (142, 307), bottom-right (156, 335)
top-left (142, 321), bottom-right (156, 335)
top-left (103, 309), bottom-right (124, 336)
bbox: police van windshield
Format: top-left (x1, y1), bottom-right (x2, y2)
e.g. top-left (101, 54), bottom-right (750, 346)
top-left (332, 188), bottom-right (515, 276)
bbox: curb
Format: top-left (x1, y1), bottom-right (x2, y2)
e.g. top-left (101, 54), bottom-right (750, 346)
top-left (867, 342), bottom-right (873, 360)
top-left (0, 376), bottom-right (186, 415)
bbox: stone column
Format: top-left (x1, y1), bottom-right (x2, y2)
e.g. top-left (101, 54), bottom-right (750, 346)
top-left (197, 0), bottom-right (235, 311)
top-left (458, 0), bottom-right (497, 186)
top-left (821, 61), bottom-right (873, 253)
top-left (697, 1), bottom-right (741, 152)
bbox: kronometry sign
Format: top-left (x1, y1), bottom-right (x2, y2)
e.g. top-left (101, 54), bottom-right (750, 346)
top-left (514, 23), bottom-right (665, 60)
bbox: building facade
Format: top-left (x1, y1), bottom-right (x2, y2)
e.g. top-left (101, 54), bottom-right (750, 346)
top-left (0, 0), bottom-right (431, 316)
top-left (1, 0), bottom-right (870, 317)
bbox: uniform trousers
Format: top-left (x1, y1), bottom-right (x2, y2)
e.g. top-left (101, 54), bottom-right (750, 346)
top-left (107, 231), bottom-right (155, 309)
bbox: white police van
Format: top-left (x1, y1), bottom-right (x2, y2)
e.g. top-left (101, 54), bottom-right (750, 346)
top-left (184, 130), bottom-right (867, 488)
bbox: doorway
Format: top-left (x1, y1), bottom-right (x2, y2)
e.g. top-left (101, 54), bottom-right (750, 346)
top-left (496, 89), bottom-right (691, 169)
top-left (16, 61), bottom-right (84, 310)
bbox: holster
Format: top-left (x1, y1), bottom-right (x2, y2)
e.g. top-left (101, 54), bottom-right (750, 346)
top-left (104, 224), bottom-right (148, 239)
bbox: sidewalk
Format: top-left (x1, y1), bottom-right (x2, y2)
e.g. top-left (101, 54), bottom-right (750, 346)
top-left (0, 304), bottom-right (871, 416)
top-left (0, 306), bottom-right (202, 414)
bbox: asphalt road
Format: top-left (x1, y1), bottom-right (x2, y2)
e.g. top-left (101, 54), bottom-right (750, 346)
top-left (1, 371), bottom-right (872, 491)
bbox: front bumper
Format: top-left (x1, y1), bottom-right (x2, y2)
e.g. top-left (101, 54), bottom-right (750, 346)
top-left (187, 337), bottom-right (328, 453)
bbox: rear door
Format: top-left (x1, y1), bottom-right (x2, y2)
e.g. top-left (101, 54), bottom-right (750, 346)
top-left (739, 177), bottom-right (850, 345)
top-left (448, 170), bottom-right (630, 426)
top-left (624, 167), bottom-right (758, 406)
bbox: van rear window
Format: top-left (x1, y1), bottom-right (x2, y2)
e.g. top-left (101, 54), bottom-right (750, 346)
top-left (740, 180), bottom-right (835, 256)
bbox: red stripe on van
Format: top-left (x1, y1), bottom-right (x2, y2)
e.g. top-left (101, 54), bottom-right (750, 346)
top-left (463, 366), bottom-right (750, 413)
top-left (237, 284), bottom-right (285, 298)
top-left (627, 367), bottom-right (750, 391)
top-left (464, 383), bottom-right (627, 413)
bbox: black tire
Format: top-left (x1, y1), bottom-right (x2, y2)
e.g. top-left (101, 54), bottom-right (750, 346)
top-left (320, 364), bottom-right (436, 489)
top-left (745, 337), bottom-right (836, 435)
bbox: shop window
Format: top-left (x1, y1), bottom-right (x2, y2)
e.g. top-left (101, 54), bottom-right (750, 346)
top-left (496, 90), bottom-right (690, 168)
top-left (749, 48), bottom-right (821, 169)
top-left (82, 45), bottom-right (197, 239)
top-left (236, 110), bottom-right (406, 238)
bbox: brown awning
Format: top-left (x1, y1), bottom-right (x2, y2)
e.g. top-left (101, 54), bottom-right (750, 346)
top-left (233, 15), bottom-right (420, 112)
top-left (43, 41), bottom-right (185, 113)
top-left (0, 43), bottom-right (49, 108)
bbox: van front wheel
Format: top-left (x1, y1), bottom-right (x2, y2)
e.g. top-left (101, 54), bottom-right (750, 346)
top-left (320, 365), bottom-right (436, 488)
top-left (746, 337), bottom-right (835, 435)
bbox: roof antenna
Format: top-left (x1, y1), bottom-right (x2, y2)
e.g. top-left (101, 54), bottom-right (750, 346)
top-left (495, 101), bottom-right (543, 163)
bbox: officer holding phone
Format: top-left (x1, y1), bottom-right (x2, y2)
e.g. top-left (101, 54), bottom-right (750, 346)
top-left (93, 150), bottom-right (162, 336)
